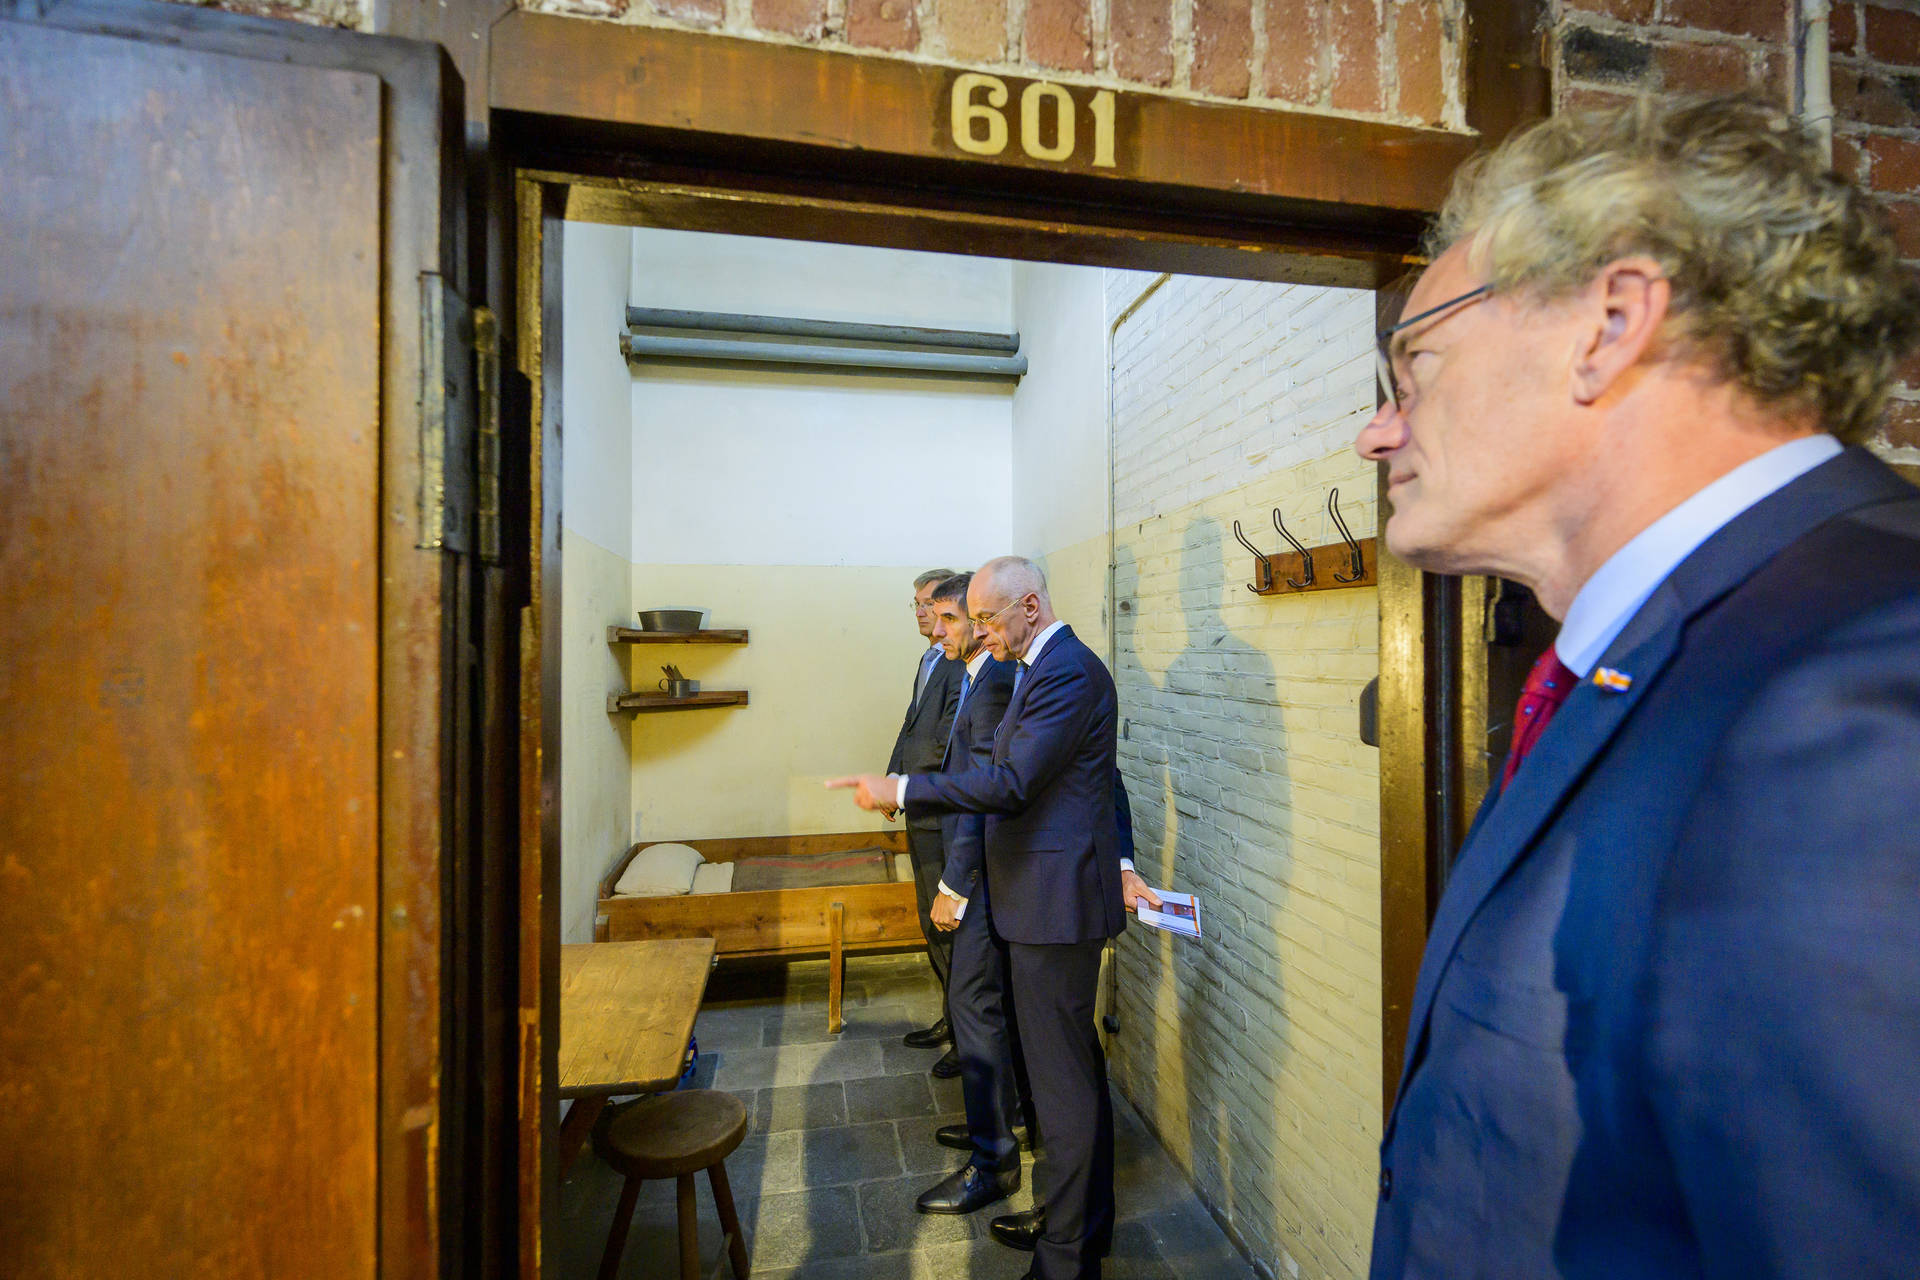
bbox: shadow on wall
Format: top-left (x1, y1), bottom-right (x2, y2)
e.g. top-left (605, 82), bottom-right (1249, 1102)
top-left (1113, 515), bottom-right (1292, 1254)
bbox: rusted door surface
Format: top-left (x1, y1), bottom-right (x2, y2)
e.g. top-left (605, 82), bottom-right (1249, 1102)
top-left (0, 8), bottom-right (465, 1276)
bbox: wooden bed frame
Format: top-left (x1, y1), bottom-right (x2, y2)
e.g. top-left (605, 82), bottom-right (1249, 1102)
top-left (595, 829), bottom-right (920, 1032)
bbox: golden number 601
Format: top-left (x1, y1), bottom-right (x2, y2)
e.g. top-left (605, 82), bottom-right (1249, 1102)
top-left (949, 73), bottom-right (1117, 169)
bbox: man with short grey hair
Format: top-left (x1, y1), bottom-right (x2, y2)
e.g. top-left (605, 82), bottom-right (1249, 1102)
top-left (1362, 94), bottom-right (1920, 1277)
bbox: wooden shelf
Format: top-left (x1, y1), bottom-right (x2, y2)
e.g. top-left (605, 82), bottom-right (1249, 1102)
top-left (607, 626), bottom-right (748, 645)
top-left (607, 690), bottom-right (750, 714)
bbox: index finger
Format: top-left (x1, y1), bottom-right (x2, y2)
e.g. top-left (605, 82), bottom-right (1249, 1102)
top-left (825, 777), bottom-right (859, 789)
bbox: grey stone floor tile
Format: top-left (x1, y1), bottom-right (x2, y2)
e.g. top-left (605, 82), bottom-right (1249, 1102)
top-left (1105, 1218), bottom-right (1177, 1278)
top-left (793, 1119), bottom-right (905, 1187)
top-left (1138, 1202), bottom-right (1257, 1279)
top-left (706, 1038), bottom-right (884, 1091)
top-left (689, 1005), bottom-right (768, 1050)
top-left (725, 1128), bottom-right (808, 1197)
top-left (930, 1070), bottom-right (967, 1112)
top-left (896, 1236), bottom-right (1033, 1280)
top-left (845, 1071), bottom-right (937, 1123)
top-left (739, 1185), bottom-right (865, 1270)
top-left (857, 1172), bottom-right (982, 1251)
top-left (748, 1255), bottom-right (909, 1280)
top-left (759, 1080), bottom-right (847, 1132)
top-left (725, 1088), bottom-right (762, 1133)
top-left (881, 1038), bottom-right (949, 1077)
top-left (898, 1114), bottom-right (969, 1176)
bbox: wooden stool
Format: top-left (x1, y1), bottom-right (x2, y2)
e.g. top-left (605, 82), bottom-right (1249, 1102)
top-left (598, 1090), bottom-right (751, 1280)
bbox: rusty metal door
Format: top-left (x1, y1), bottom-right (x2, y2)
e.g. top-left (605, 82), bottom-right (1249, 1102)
top-left (0, 3), bottom-right (471, 1275)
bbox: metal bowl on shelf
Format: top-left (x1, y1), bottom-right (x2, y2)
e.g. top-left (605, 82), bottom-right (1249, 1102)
top-left (636, 608), bottom-right (707, 632)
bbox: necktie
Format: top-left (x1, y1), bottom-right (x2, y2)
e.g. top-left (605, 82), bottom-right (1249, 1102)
top-left (913, 646), bottom-right (939, 705)
top-left (1012, 661), bottom-right (1026, 696)
top-left (944, 671), bottom-right (973, 756)
top-left (1500, 647), bottom-right (1578, 788)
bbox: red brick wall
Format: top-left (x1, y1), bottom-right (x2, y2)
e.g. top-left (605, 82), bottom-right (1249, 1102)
top-left (1551, 0), bottom-right (1920, 457)
top-left (180, 0), bottom-right (1467, 126)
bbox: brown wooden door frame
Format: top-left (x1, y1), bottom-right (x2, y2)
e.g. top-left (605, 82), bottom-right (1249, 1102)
top-left (505, 164), bottom-right (1427, 1276)
top-left (491, 8), bottom-right (1548, 1269)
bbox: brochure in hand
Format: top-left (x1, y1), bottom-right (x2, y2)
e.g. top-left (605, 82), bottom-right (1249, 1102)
top-left (1135, 890), bottom-right (1202, 939)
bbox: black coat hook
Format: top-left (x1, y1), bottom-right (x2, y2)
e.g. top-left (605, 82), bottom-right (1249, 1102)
top-left (1327, 487), bottom-right (1366, 583)
top-left (1232, 520), bottom-right (1273, 593)
top-left (1272, 507), bottom-right (1315, 588)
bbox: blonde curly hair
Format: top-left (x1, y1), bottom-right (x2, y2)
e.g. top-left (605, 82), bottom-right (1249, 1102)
top-left (1432, 94), bottom-right (1920, 443)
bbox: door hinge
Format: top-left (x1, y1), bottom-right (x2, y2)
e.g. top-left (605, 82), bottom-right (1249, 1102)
top-left (473, 306), bottom-right (502, 564)
top-left (418, 272), bottom-right (475, 553)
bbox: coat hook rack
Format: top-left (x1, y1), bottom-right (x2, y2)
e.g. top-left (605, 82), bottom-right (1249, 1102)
top-left (1232, 520), bottom-right (1273, 593)
top-left (1240, 489), bottom-right (1380, 597)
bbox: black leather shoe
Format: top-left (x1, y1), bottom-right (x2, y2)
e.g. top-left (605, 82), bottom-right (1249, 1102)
top-left (915, 1164), bottom-right (1019, 1215)
top-left (903, 1018), bottom-right (951, 1049)
top-left (930, 1047), bottom-right (961, 1078)
top-left (990, 1205), bottom-right (1045, 1251)
top-left (935, 1122), bottom-right (972, 1151)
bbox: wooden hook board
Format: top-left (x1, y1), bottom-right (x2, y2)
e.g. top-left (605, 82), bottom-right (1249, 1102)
top-left (1251, 537), bottom-right (1378, 595)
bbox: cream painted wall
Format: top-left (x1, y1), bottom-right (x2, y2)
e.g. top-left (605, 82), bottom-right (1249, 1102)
top-left (560, 220), bottom-right (638, 943)
top-left (624, 564), bottom-right (931, 841)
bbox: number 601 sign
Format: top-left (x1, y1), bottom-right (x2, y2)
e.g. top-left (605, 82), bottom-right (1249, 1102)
top-left (944, 72), bottom-right (1123, 169)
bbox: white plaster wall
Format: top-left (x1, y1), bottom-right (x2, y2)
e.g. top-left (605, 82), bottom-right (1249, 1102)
top-left (559, 220), bottom-right (637, 944)
top-left (631, 228), bottom-right (1014, 331)
top-left (1011, 261), bottom-right (1110, 560)
top-left (630, 367), bottom-right (1014, 567)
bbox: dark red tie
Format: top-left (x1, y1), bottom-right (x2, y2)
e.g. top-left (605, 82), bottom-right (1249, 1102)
top-left (1501, 647), bottom-right (1578, 788)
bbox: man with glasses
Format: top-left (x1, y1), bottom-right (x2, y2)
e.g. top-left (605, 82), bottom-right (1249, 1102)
top-left (831, 556), bottom-right (1157, 1280)
top-left (890, 567), bottom-right (964, 1068)
top-left (1360, 95), bottom-right (1920, 1278)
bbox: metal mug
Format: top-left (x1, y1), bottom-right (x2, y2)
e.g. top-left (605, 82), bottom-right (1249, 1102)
top-left (658, 677), bottom-right (698, 698)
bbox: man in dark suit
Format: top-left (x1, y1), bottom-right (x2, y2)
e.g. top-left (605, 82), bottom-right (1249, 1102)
top-left (906, 570), bottom-right (1027, 1216)
top-left (890, 567), bottom-right (964, 1067)
top-left (833, 556), bottom-right (1158, 1280)
top-left (1359, 95), bottom-right (1920, 1278)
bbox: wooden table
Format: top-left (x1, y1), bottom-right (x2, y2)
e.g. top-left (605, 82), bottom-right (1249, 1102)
top-left (558, 937), bottom-right (716, 1174)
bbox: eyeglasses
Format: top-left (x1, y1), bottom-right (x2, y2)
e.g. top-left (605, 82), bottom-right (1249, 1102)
top-left (911, 598), bottom-right (935, 612)
top-left (970, 598), bottom-right (1024, 628)
top-left (1375, 283), bottom-right (1492, 412)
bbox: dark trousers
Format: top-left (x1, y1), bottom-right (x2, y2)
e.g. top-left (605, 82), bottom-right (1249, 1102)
top-left (1009, 937), bottom-right (1114, 1280)
top-left (905, 821), bottom-right (953, 1002)
top-left (948, 875), bottom-right (1033, 1173)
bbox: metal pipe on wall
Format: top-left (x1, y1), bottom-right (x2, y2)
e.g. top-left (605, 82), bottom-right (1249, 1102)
top-left (1797, 0), bottom-right (1834, 165)
top-left (625, 306), bottom-right (1022, 353)
top-left (620, 332), bottom-right (1028, 378)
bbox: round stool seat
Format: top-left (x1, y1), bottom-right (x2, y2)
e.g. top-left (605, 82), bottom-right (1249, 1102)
top-left (603, 1090), bottom-right (749, 1180)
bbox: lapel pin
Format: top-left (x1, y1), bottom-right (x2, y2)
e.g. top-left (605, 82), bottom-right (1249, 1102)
top-left (1593, 667), bottom-right (1632, 693)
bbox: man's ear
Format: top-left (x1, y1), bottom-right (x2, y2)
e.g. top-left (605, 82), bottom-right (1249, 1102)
top-left (1570, 257), bottom-right (1669, 405)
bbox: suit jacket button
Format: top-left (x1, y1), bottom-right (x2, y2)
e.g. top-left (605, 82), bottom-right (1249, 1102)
top-left (1378, 1168), bottom-right (1393, 1199)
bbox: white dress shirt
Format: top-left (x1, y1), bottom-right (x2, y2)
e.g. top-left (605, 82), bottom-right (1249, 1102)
top-left (1553, 434), bottom-right (1842, 675)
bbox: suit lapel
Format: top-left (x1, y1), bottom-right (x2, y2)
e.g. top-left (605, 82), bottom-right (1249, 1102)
top-left (992, 625), bottom-right (1075, 762)
top-left (1387, 447), bottom-right (1910, 1134)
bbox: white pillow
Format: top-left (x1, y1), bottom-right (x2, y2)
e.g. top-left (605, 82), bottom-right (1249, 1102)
top-left (690, 861), bottom-right (735, 895)
top-left (614, 842), bottom-right (704, 897)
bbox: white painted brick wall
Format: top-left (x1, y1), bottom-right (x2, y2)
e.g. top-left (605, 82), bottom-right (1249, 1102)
top-left (1107, 270), bottom-right (1382, 1280)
